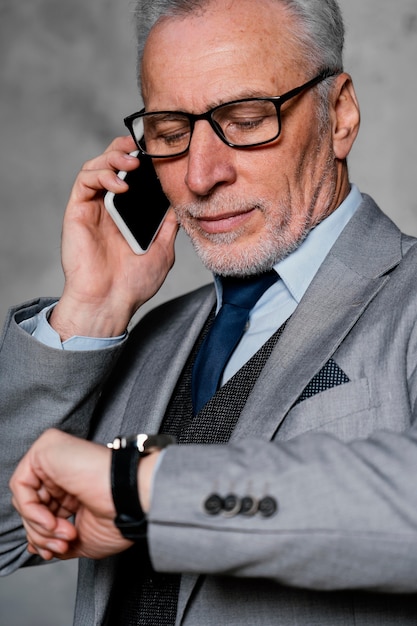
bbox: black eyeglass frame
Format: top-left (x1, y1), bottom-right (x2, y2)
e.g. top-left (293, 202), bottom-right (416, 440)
top-left (124, 68), bottom-right (340, 158)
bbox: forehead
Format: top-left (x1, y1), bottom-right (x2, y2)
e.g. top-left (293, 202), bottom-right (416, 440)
top-left (141, 0), bottom-right (305, 111)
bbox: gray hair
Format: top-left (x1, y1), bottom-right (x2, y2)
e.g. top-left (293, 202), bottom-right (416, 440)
top-left (134, 0), bottom-right (345, 122)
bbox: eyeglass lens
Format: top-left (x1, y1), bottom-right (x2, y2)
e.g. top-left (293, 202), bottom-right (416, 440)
top-left (131, 100), bottom-right (280, 157)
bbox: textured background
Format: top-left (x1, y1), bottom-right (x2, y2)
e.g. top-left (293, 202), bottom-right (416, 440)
top-left (1, 1), bottom-right (416, 624)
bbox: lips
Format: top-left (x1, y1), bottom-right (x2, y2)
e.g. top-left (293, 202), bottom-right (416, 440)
top-left (196, 207), bottom-right (257, 234)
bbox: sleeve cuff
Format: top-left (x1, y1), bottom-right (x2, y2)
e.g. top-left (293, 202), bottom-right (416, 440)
top-left (19, 303), bottom-right (126, 351)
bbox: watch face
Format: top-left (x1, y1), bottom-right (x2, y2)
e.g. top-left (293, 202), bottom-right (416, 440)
top-left (132, 434), bottom-right (150, 452)
top-left (107, 434), bottom-right (148, 450)
top-left (108, 434), bottom-right (176, 452)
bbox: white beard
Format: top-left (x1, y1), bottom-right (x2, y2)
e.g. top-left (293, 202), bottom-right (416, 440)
top-left (173, 194), bottom-right (314, 277)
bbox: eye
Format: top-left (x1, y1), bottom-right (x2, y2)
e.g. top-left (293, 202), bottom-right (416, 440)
top-left (144, 115), bottom-right (191, 147)
top-left (228, 116), bottom-right (267, 131)
top-left (158, 125), bottom-right (191, 146)
top-left (214, 101), bottom-right (277, 137)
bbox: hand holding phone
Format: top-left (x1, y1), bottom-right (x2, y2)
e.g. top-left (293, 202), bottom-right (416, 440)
top-left (104, 151), bottom-right (170, 254)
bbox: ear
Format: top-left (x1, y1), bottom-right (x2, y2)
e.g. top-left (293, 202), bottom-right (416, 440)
top-left (330, 73), bottom-right (360, 160)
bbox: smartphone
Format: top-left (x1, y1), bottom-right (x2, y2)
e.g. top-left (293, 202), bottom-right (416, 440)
top-left (104, 151), bottom-right (170, 254)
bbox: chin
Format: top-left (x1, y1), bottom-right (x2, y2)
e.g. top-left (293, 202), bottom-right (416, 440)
top-left (188, 235), bottom-right (281, 277)
top-left (189, 222), bottom-right (313, 276)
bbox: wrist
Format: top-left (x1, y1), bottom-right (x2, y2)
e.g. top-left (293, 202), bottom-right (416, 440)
top-left (50, 297), bottom-right (133, 341)
top-left (137, 451), bottom-right (162, 513)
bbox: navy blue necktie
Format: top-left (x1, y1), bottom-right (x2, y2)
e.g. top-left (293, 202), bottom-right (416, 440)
top-left (192, 270), bottom-right (278, 415)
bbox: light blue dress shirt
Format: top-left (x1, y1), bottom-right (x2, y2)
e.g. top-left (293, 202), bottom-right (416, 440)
top-left (20, 184), bottom-right (362, 385)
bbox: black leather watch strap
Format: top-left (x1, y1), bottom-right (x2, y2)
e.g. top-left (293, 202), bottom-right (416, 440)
top-left (111, 446), bottom-right (147, 540)
top-left (109, 434), bottom-right (176, 541)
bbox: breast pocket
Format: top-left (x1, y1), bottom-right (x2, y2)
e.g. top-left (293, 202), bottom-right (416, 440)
top-left (277, 378), bottom-right (375, 441)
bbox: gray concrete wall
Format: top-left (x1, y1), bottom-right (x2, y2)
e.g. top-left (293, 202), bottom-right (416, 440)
top-left (0, 1), bottom-right (416, 624)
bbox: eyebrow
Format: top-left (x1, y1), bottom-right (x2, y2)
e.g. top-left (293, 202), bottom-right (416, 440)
top-left (147, 89), bottom-right (283, 116)
top-left (205, 88), bottom-right (279, 109)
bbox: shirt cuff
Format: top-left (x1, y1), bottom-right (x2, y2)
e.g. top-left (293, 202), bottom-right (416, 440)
top-left (19, 303), bottom-right (126, 351)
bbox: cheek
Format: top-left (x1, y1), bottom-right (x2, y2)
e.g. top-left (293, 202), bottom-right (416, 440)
top-left (154, 161), bottom-right (187, 205)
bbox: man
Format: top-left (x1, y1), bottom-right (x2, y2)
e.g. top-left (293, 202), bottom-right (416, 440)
top-left (2, 0), bottom-right (417, 624)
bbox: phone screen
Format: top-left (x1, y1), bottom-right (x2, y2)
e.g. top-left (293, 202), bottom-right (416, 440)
top-left (104, 153), bottom-right (170, 254)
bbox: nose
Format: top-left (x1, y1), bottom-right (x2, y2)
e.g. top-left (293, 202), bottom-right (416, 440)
top-left (184, 120), bottom-right (237, 196)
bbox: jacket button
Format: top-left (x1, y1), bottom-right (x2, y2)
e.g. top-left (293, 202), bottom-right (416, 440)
top-left (203, 493), bottom-right (223, 515)
top-left (223, 493), bottom-right (241, 517)
top-left (239, 496), bottom-right (258, 516)
top-left (258, 496), bottom-right (278, 517)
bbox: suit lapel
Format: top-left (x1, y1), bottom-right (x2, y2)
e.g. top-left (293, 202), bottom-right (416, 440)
top-left (232, 258), bottom-right (390, 442)
top-left (231, 195), bottom-right (403, 443)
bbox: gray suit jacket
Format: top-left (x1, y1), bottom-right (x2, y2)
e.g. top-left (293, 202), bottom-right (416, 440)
top-left (2, 195), bottom-right (417, 624)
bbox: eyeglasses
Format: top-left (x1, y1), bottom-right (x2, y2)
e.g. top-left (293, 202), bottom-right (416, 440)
top-left (124, 68), bottom-right (339, 159)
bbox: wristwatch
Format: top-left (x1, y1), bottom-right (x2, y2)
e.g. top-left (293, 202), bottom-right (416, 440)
top-left (107, 434), bottom-right (176, 540)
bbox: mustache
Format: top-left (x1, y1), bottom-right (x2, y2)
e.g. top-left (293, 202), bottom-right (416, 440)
top-left (172, 196), bottom-right (266, 219)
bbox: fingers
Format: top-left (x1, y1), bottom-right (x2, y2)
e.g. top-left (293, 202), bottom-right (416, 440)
top-left (9, 430), bottom-right (78, 559)
top-left (10, 458), bottom-right (56, 533)
top-left (16, 487), bottom-right (77, 560)
top-left (37, 484), bottom-right (78, 518)
top-left (11, 489), bottom-right (77, 561)
top-left (24, 516), bottom-right (76, 560)
top-left (152, 208), bottom-right (179, 255)
top-left (102, 134), bottom-right (138, 156)
top-left (70, 139), bottom-right (139, 205)
top-left (148, 209), bottom-right (179, 273)
top-left (82, 135), bottom-right (138, 176)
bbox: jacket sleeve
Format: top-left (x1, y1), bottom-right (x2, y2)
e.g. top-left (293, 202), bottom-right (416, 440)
top-left (0, 299), bottom-right (125, 575)
top-left (148, 427), bottom-right (417, 593)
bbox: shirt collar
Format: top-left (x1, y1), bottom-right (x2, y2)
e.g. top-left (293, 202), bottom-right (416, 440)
top-left (275, 184), bottom-right (362, 303)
